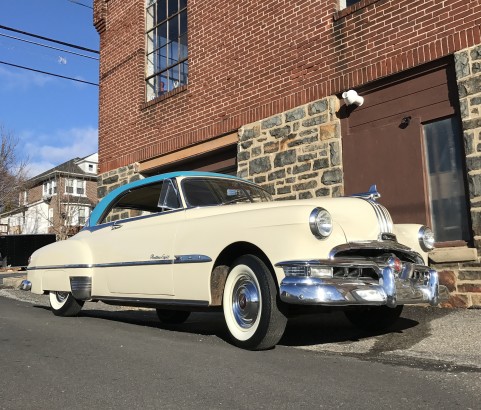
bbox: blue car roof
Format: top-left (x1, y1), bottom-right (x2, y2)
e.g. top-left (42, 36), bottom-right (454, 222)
top-left (88, 171), bottom-right (244, 226)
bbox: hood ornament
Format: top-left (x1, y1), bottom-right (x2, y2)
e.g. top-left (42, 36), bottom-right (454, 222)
top-left (350, 184), bottom-right (381, 201)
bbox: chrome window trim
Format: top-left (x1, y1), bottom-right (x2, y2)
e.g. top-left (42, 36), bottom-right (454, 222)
top-left (88, 207), bottom-right (185, 232)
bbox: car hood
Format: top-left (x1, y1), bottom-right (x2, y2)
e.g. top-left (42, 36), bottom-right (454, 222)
top-left (186, 196), bottom-right (390, 243)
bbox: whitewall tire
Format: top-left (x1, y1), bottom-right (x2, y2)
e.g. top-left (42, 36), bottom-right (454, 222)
top-left (223, 255), bottom-right (287, 350)
top-left (49, 291), bottom-right (84, 317)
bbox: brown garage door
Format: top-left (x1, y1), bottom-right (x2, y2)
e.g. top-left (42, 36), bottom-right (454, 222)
top-left (342, 59), bottom-right (470, 243)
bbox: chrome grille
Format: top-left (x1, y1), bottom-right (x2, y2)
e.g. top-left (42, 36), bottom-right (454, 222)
top-left (367, 200), bottom-right (393, 233)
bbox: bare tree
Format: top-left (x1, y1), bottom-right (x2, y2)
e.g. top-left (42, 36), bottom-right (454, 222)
top-left (0, 125), bottom-right (28, 212)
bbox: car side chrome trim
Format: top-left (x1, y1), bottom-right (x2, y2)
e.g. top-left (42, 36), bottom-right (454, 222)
top-left (174, 255), bottom-right (212, 263)
top-left (28, 264), bottom-right (93, 270)
top-left (27, 254), bottom-right (212, 271)
top-left (95, 260), bottom-right (174, 268)
top-left (96, 296), bottom-right (210, 308)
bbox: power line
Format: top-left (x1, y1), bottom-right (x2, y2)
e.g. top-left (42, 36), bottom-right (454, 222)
top-left (67, 0), bottom-right (93, 9)
top-left (0, 60), bottom-right (98, 86)
top-left (0, 32), bottom-right (99, 60)
top-left (0, 24), bottom-right (99, 54)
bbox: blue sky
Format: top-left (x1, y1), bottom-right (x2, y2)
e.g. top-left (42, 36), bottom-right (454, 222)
top-left (0, 0), bottom-right (99, 176)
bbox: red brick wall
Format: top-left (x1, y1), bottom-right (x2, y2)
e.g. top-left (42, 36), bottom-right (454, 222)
top-left (94, 0), bottom-right (481, 173)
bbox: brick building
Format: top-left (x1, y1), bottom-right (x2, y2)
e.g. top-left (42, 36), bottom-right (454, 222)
top-left (93, 0), bottom-right (481, 307)
top-left (0, 154), bottom-right (98, 238)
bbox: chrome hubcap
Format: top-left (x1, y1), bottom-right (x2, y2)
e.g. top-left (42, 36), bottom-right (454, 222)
top-left (56, 292), bottom-right (68, 303)
top-left (232, 274), bottom-right (260, 329)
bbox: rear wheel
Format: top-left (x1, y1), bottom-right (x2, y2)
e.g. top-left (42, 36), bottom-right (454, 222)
top-left (49, 291), bottom-right (84, 317)
top-left (156, 309), bottom-right (190, 324)
top-left (223, 255), bottom-right (287, 350)
top-left (344, 305), bottom-right (403, 331)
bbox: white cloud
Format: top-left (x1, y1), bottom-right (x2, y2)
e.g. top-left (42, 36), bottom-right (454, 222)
top-left (0, 66), bottom-right (53, 91)
top-left (21, 126), bottom-right (98, 177)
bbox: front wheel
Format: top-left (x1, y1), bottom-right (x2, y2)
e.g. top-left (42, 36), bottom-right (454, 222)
top-left (344, 305), bottom-right (403, 331)
top-left (49, 291), bottom-right (84, 317)
top-left (223, 255), bottom-right (287, 350)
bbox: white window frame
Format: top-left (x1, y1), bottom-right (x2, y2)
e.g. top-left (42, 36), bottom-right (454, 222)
top-left (65, 178), bottom-right (86, 197)
top-left (146, 0), bottom-right (188, 101)
top-left (43, 180), bottom-right (57, 196)
top-left (48, 208), bottom-right (54, 227)
top-left (339, 0), bottom-right (361, 9)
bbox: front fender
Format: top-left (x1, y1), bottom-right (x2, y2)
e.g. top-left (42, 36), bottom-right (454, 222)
top-left (393, 224), bottom-right (429, 264)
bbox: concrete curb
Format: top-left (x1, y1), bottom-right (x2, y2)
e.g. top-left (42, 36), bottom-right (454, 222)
top-left (0, 275), bottom-right (26, 289)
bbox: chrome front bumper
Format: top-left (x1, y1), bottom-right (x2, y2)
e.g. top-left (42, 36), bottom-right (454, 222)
top-left (276, 258), bottom-right (449, 307)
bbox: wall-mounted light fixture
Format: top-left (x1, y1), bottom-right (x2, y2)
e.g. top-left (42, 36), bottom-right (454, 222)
top-left (342, 89), bottom-right (364, 107)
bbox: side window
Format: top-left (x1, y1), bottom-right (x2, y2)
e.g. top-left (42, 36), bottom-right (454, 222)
top-left (101, 180), bottom-right (181, 224)
top-left (158, 178), bottom-right (181, 210)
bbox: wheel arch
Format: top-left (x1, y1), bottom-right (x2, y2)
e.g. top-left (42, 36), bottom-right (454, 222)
top-left (210, 241), bottom-right (277, 306)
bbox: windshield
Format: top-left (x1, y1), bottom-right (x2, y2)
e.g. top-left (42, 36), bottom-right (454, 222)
top-left (182, 178), bottom-right (272, 207)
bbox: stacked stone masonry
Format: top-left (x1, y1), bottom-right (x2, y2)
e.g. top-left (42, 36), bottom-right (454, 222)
top-left (436, 44), bottom-right (481, 308)
top-left (237, 97), bottom-right (343, 200)
top-left (97, 163), bottom-right (142, 222)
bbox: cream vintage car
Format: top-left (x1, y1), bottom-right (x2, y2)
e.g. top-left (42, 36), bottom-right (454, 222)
top-left (24, 171), bottom-right (448, 350)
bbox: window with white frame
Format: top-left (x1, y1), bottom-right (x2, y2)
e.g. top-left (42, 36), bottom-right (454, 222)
top-left (78, 207), bottom-right (87, 225)
top-left (48, 208), bottom-right (54, 227)
top-left (146, 0), bottom-right (188, 101)
top-left (65, 179), bottom-right (86, 196)
top-left (43, 180), bottom-right (57, 196)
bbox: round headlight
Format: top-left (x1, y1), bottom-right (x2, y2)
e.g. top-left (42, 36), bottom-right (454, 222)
top-left (418, 226), bottom-right (435, 252)
top-left (309, 207), bottom-right (333, 239)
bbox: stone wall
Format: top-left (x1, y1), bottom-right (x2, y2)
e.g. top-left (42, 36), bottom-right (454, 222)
top-left (97, 163), bottom-right (142, 222)
top-left (435, 45), bottom-right (481, 308)
top-left (97, 163), bottom-right (141, 201)
top-left (456, 45), bottom-right (481, 246)
top-left (237, 97), bottom-right (342, 199)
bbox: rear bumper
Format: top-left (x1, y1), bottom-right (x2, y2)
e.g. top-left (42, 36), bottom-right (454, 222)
top-left (276, 258), bottom-right (449, 307)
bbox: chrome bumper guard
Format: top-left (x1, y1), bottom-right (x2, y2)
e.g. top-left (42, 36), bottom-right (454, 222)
top-left (276, 258), bottom-right (449, 307)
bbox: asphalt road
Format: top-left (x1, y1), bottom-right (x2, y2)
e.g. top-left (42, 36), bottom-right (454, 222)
top-left (0, 291), bottom-right (480, 409)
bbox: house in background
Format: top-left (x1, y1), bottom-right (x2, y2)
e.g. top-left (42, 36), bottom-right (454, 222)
top-left (93, 0), bottom-right (481, 307)
top-left (0, 153), bottom-right (98, 238)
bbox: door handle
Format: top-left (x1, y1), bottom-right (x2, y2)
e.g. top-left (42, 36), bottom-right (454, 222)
top-left (111, 222), bottom-right (122, 230)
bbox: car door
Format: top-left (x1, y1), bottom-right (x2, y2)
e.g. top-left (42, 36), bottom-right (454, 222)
top-left (86, 179), bottom-right (184, 297)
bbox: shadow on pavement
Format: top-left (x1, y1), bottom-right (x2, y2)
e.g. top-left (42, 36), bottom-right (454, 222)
top-left (33, 303), bottom-right (420, 349)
